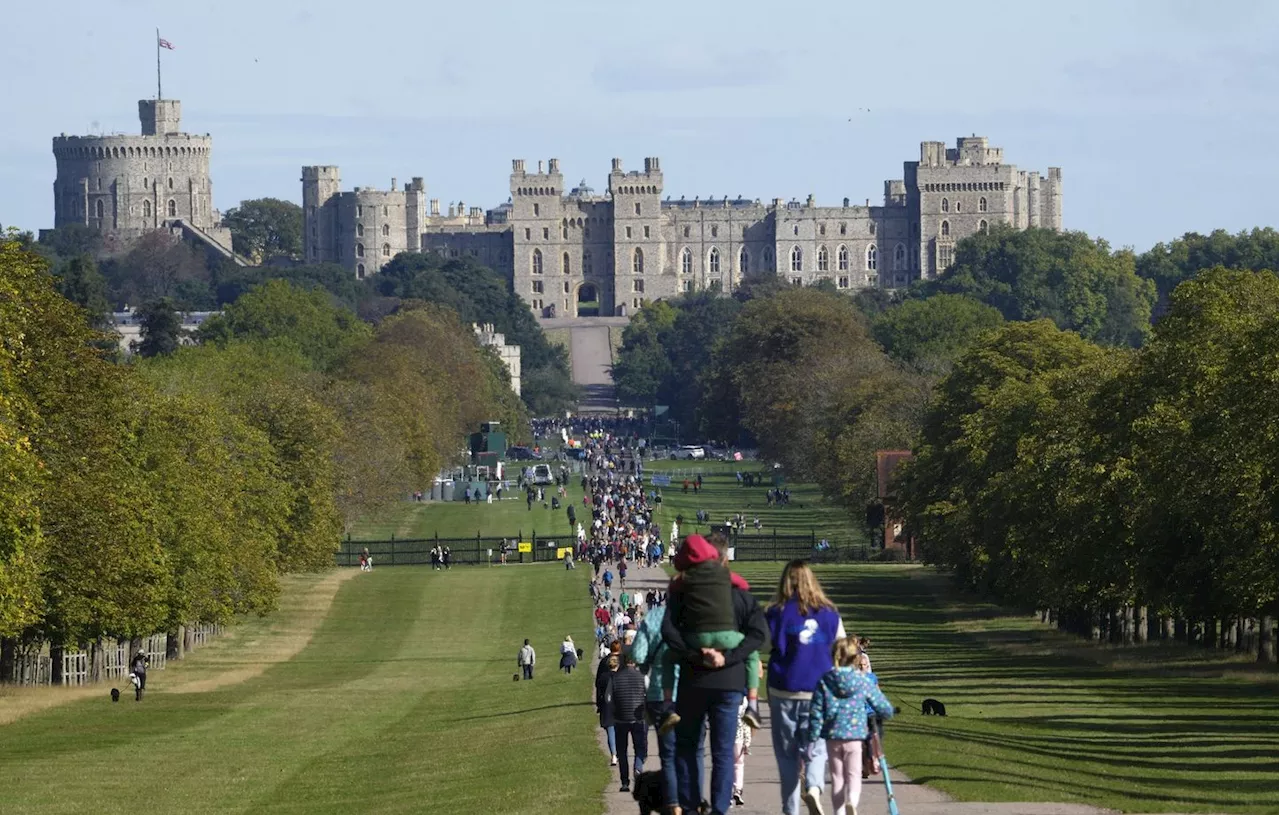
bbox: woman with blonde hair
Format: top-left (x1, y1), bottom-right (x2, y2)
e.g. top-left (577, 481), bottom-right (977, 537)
top-left (560, 634), bottom-right (578, 674)
top-left (765, 560), bottom-right (848, 815)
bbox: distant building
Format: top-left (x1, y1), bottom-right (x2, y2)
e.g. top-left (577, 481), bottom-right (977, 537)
top-left (304, 136), bottom-right (1062, 317)
top-left (111, 308), bottom-right (217, 357)
top-left (876, 450), bottom-right (915, 559)
top-left (473, 322), bottom-right (521, 396)
top-left (50, 98), bottom-right (244, 265)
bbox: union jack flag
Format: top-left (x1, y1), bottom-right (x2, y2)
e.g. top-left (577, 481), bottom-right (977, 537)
top-left (158, 38), bottom-right (175, 50)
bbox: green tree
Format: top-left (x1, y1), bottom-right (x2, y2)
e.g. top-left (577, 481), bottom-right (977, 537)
top-left (221, 198), bottom-right (304, 263)
top-left (1136, 227), bottom-right (1279, 313)
top-left (136, 297), bottom-right (184, 357)
top-left (214, 262), bottom-right (367, 312)
top-left (612, 300), bottom-right (678, 406)
top-left (872, 293), bottom-right (1004, 373)
top-left (918, 225), bottom-right (1156, 347)
top-left (53, 254), bottom-right (112, 329)
top-left (103, 231), bottom-right (211, 309)
top-left (198, 279), bottom-right (372, 371)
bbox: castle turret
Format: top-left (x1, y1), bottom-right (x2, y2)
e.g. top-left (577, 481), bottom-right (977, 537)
top-left (302, 166), bottom-right (341, 263)
top-left (609, 157), bottom-right (664, 315)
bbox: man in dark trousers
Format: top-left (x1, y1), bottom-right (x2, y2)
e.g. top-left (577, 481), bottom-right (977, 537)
top-left (662, 534), bottom-right (768, 815)
top-left (129, 650), bottom-right (150, 701)
top-left (609, 655), bottom-right (649, 794)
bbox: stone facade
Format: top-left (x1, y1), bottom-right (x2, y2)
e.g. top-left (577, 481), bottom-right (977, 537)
top-left (51, 99), bottom-right (234, 254)
top-left (473, 323), bottom-right (521, 396)
top-left (305, 136), bottom-right (1061, 316)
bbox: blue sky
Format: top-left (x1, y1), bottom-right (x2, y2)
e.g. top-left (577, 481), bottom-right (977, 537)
top-left (2, 0), bottom-right (1276, 251)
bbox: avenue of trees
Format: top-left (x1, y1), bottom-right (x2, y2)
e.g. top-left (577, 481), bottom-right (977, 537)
top-left (0, 235), bottom-right (525, 679)
top-left (614, 225), bottom-right (1277, 658)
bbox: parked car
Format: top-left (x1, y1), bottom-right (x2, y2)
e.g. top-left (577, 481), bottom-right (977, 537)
top-left (507, 446), bottom-right (539, 461)
top-left (671, 445), bottom-right (706, 460)
top-left (528, 464), bottom-right (554, 485)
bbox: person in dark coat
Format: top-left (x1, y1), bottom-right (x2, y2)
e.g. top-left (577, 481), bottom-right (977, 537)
top-left (596, 647), bottom-right (621, 767)
top-left (609, 654), bottom-right (649, 793)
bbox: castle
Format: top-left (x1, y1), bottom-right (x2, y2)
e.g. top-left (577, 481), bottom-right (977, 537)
top-left (51, 99), bottom-right (241, 263)
top-left (304, 137), bottom-right (1062, 317)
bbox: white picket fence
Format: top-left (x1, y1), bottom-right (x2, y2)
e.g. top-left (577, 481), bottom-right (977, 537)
top-left (6, 627), bottom-right (223, 687)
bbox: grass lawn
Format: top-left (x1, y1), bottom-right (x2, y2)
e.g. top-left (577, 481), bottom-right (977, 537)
top-left (732, 563), bottom-right (1279, 815)
top-left (0, 566), bottom-right (607, 815)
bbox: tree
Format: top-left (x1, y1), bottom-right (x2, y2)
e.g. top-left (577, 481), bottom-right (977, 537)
top-left (214, 262), bottom-right (368, 312)
top-left (918, 225), bottom-right (1156, 347)
top-left (1136, 227), bottom-right (1279, 314)
top-left (221, 198), bottom-right (304, 263)
top-left (53, 254), bottom-right (112, 329)
top-left (872, 293), bottom-right (1004, 374)
top-left (198, 279), bottom-right (372, 371)
top-left (135, 298), bottom-right (184, 357)
top-left (103, 231), bottom-right (210, 308)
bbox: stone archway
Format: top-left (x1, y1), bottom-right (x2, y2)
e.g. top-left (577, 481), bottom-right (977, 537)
top-left (576, 282), bottom-right (600, 317)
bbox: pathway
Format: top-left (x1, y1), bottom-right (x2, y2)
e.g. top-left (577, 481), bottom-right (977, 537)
top-left (594, 564), bottom-right (1169, 815)
top-left (569, 324), bottom-right (617, 413)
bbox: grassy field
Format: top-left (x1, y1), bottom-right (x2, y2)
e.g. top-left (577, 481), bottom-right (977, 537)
top-left (0, 566), bottom-right (606, 815)
top-left (732, 563), bottom-right (1279, 815)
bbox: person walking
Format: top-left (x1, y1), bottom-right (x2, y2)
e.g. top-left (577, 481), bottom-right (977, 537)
top-left (129, 649), bottom-right (150, 702)
top-left (610, 654), bottom-right (649, 793)
top-left (662, 533), bottom-right (768, 815)
top-left (596, 645), bottom-right (622, 767)
top-left (517, 638), bottom-right (536, 680)
top-left (765, 560), bottom-right (848, 815)
top-left (560, 635), bottom-right (579, 674)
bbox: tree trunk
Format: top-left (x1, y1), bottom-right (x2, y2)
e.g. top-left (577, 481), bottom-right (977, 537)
top-left (1162, 616), bottom-right (1174, 641)
top-left (0, 637), bottom-right (14, 683)
top-left (183, 625), bottom-right (195, 654)
top-left (1121, 605), bottom-right (1134, 646)
top-left (167, 628), bottom-right (184, 661)
top-left (1259, 616), bottom-right (1275, 663)
top-left (1236, 618), bottom-right (1250, 653)
top-left (1225, 619), bottom-right (1238, 650)
top-left (90, 636), bottom-right (104, 683)
top-left (1135, 607), bottom-right (1148, 644)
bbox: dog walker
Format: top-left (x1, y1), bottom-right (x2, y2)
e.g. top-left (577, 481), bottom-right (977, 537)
top-left (873, 718), bottom-right (901, 815)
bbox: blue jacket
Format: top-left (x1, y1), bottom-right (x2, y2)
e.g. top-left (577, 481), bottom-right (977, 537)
top-left (765, 600), bottom-right (843, 694)
top-left (627, 604), bottom-right (676, 702)
top-left (806, 667), bottom-right (894, 742)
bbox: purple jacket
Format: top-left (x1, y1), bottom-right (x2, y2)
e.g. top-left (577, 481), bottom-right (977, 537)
top-left (765, 600), bottom-right (843, 693)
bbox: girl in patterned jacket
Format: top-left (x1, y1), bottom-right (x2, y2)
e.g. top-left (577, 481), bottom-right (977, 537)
top-left (805, 636), bottom-right (895, 815)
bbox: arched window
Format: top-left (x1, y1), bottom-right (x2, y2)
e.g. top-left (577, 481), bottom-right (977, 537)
top-left (168, 177), bottom-right (174, 189)
top-left (683, 226), bottom-right (690, 238)
top-left (790, 246), bottom-right (803, 272)
top-left (382, 223), bottom-right (390, 236)
top-left (709, 247), bottom-right (720, 274)
top-left (142, 200), bottom-right (152, 217)
top-left (739, 247), bottom-right (749, 275)
top-left (356, 224), bottom-right (364, 237)
top-left (837, 245), bottom-right (849, 271)
top-left (941, 198), bottom-right (950, 213)
top-left (817, 245), bottom-right (829, 272)
top-left (94, 199), bottom-right (103, 219)
top-left (583, 251), bottom-right (593, 275)
top-left (866, 244), bottom-right (878, 271)
top-left (532, 248), bottom-right (543, 274)
top-left (681, 247), bottom-right (692, 275)
top-left (979, 197), bottom-right (988, 212)
top-left (894, 243), bottom-right (907, 270)
top-left (955, 200), bottom-right (962, 213)
top-left (940, 220), bottom-right (950, 237)
top-left (356, 243), bottom-right (365, 258)
top-left (633, 247), bottom-right (644, 274)
top-left (167, 199), bottom-right (177, 217)
top-left (710, 226), bottom-right (718, 238)
top-left (562, 252), bottom-right (571, 275)
top-left (382, 243), bottom-right (391, 257)
top-left (978, 219), bottom-right (989, 234)
top-left (357, 264), bottom-right (366, 278)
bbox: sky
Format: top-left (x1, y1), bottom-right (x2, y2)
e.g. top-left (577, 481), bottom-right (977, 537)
top-left (2, 0), bottom-right (1276, 251)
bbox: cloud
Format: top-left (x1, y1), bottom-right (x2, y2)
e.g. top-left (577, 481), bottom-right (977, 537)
top-left (593, 47), bottom-right (782, 93)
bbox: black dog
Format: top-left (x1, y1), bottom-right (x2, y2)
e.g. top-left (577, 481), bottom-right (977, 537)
top-left (110, 688), bottom-right (120, 702)
top-left (631, 771), bottom-right (663, 814)
top-left (512, 673), bottom-right (520, 682)
top-left (921, 698), bottom-right (947, 716)
top-left (576, 648), bottom-right (584, 659)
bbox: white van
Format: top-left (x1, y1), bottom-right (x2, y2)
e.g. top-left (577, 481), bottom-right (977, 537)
top-left (675, 445), bottom-right (706, 460)
top-left (529, 464), bottom-right (554, 485)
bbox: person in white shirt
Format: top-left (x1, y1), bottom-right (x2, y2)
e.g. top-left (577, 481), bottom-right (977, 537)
top-left (517, 639), bottom-right (536, 680)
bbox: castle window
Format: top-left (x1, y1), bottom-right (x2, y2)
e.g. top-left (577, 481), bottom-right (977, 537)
top-left (168, 177), bottom-right (174, 189)
top-left (644, 226), bottom-right (650, 238)
top-left (357, 243), bottom-right (365, 257)
top-left (790, 277), bottom-right (802, 287)
top-left (525, 228), bottom-right (531, 240)
top-left (357, 264), bottom-right (365, 278)
top-left (95, 199), bottom-right (103, 219)
top-left (633, 248), bottom-right (644, 274)
top-left (633, 278), bottom-right (645, 293)
top-left (837, 245), bottom-right (849, 271)
top-left (979, 197), bottom-right (988, 212)
top-left (143, 177), bottom-right (149, 189)
top-left (684, 226), bottom-right (690, 238)
top-left (819, 224), bottom-right (826, 236)
top-left (894, 243), bottom-right (907, 270)
top-left (583, 251), bottom-right (592, 274)
top-left (978, 219), bottom-right (989, 234)
top-left (738, 247), bottom-right (749, 275)
top-left (911, 223), bottom-right (920, 237)
top-left (532, 249), bottom-right (543, 274)
top-left (543, 227), bottom-right (549, 240)
top-left (869, 222), bottom-right (876, 235)
top-left (167, 199), bottom-right (177, 217)
top-left (357, 224), bottom-right (365, 237)
top-left (940, 198), bottom-right (949, 213)
top-left (866, 244), bottom-right (878, 271)
top-left (838, 276), bottom-right (849, 290)
top-left (142, 200), bottom-right (152, 217)
top-left (533, 203), bottom-right (540, 216)
top-left (682, 279), bottom-right (693, 293)
top-left (955, 200), bottom-right (962, 213)
top-left (634, 202), bottom-right (641, 215)
top-left (357, 206), bottom-right (363, 217)
top-left (532, 280), bottom-right (544, 294)
top-left (790, 246), bottom-right (803, 272)
top-left (382, 243), bottom-right (391, 257)
top-left (840, 223), bottom-right (847, 235)
top-left (383, 206), bottom-right (388, 216)
top-left (626, 226), bottom-right (633, 239)
top-left (940, 220), bottom-right (950, 237)
top-left (681, 247), bottom-right (692, 275)
top-left (382, 224), bottom-right (390, 236)
top-left (563, 227), bottom-right (568, 239)
top-left (584, 227), bottom-right (591, 238)
top-left (564, 281), bottom-right (571, 294)
top-left (562, 252), bottom-right (571, 274)
top-left (817, 246), bottom-right (829, 272)
top-left (711, 226), bottom-right (718, 238)
top-left (793, 225), bottom-right (799, 236)
top-left (709, 247), bottom-right (720, 274)
top-left (764, 247), bottom-right (773, 269)
top-left (867, 274), bottom-right (879, 286)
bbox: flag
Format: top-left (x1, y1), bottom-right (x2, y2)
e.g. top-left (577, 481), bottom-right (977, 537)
top-left (733, 452), bottom-right (743, 461)
top-left (158, 38), bottom-right (175, 50)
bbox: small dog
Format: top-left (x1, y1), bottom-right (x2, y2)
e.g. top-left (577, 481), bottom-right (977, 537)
top-left (631, 772), bottom-right (710, 815)
top-left (512, 673), bottom-right (521, 682)
top-left (576, 648), bottom-right (584, 659)
top-left (921, 698), bottom-right (947, 716)
top-left (110, 688), bottom-right (120, 702)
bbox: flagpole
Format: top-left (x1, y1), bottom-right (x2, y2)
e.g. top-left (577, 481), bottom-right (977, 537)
top-left (156, 28), bottom-right (162, 100)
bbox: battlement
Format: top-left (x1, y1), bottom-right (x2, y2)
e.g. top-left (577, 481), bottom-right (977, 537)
top-left (139, 99), bottom-right (181, 135)
top-left (510, 158), bottom-right (564, 196)
top-left (919, 137), bottom-right (1005, 168)
top-left (302, 165), bottom-right (341, 180)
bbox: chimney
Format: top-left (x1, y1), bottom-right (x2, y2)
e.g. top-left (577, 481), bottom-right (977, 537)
top-left (513, 159), bottom-right (525, 173)
top-left (806, 194), bottom-right (815, 208)
top-left (549, 158), bottom-right (559, 173)
top-left (611, 158), bottom-right (622, 172)
top-left (843, 197), bottom-right (850, 207)
top-left (537, 160), bottom-right (544, 173)
top-left (391, 177), bottom-right (397, 189)
top-left (430, 198), bottom-right (440, 216)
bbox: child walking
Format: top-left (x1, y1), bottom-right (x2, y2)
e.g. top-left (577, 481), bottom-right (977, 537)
top-left (805, 636), bottom-right (894, 815)
top-left (656, 533), bottom-right (763, 734)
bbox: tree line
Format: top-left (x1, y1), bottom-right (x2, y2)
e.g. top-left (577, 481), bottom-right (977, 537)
top-left (613, 225), bottom-right (1277, 658)
top-left (0, 235), bottom-right (526, 680)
